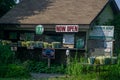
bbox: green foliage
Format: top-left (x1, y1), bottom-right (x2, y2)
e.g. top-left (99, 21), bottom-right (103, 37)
top-left (66, 62), bottom-right (83, 75)
top-left (0, 43), bottom-right (30, 78)
top-left (112, 14), bottom-right (120, 53)
top-left (112, 13), bottom-right (120, 27)
top-left (92, 55), bottom-right (120, 80)
top-left (22, 60), bottom-right (65, 74)
top-left (65, 54), bottom-right (120, 80)
top-left (0, 65), bottom-right (8, 77)
top-left (6, 64), bottom-right (30, 78)
top-left (0, 64), bottom-right (30, 78)
top-left (66, 57), bottom-right (86, 75)
top-left (0, 44), bottom-right (15, 64)
top-left (0, 0), bottom-right (16, 17)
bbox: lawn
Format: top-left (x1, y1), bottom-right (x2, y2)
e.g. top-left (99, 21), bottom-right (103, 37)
top-left (0, 71), bottom-right (120, 80)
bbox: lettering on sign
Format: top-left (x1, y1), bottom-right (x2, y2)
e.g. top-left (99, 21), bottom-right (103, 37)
top-left (56, 25), bottom-right (79, 32)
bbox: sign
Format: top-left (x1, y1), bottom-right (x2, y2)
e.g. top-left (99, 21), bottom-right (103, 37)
top-left (56, 25), bottom-right (79, 32)
top-left (35, 25), bottom-right (44, 34)
top-left (89, 26), bottom-right (114, 40)
top-left (42, 48), bottom-right (55, 68)
top-left (42, 48), bottom-right (55, 59)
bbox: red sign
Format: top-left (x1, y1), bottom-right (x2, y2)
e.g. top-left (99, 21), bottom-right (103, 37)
top-left (55, 25), bottom-right (79, 32)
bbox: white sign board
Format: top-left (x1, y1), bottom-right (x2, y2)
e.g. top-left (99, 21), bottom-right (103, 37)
top-left (89, 26), bottom-right (114, 40)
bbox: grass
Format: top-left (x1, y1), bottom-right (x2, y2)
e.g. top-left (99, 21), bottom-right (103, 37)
top-left (0, 52), bottom-right (120, 80)
top-left (0, 71), bottom-right (120, 80)
top-left (1, 59), bottom-right (120, 80)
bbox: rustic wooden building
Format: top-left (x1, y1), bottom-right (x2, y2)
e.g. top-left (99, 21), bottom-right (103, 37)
top-left (0, 0), bottom-right (119, 63)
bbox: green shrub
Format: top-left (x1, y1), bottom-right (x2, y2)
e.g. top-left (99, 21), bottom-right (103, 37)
top-left (0, 64), bottom-right (30, 78)
top-left (22, 60), bottom-right (65, 74)
top-left (98, 54), bottom-right (120, 80)
top-left (66, 57), bottom-right (86, 75)
top-left (0, 43), bottom-right (30, 78)
top-left (7, 64), bottom-right (30, 78)
top-left (0, 44), bottom-right (15, 64)
top-left (0, 65), bottom-right (8, 78)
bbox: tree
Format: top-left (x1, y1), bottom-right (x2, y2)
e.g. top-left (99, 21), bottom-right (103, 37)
top-left (0, 0), bottom-right (16, 17)
top-left (111, 13), bottom-right (120, 54)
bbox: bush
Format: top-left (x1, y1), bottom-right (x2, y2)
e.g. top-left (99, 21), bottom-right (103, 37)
top-left (66, 57), bottom-right (87, 75)
top-left (66, 62), bottom-right (83, 75)
top-left (96, 54), bottom-right (120, 80)
top-left (0, 65), bottom-right (8, 77)
top-left (23, 60), bottom-right (65, 74)
top-left (0, 64), bottom-right (30, 78)
top-left (0, 43), bottom-right (30, 78)
top-left (0, 44), bottom-right (15, 64)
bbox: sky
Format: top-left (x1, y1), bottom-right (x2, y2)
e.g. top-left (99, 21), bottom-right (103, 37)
top-left (115, 0), bottom-right (120, 9)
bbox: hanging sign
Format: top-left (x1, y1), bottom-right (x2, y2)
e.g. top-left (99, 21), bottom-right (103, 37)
top-left (35, 25), bottom-right (44, 35)
top-left (56, 25), bottom-right (79, 32)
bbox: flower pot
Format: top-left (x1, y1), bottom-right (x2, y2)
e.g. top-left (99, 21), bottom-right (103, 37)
top-left (111, 57), bottom-right (117, 64)
top-left (104, 58), bottom-right (111, 65)
top-left (88, 57), bottom-right (95, 64)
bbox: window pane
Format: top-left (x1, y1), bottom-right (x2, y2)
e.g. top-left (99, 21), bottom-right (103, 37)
top-left (45, 35), bottom-right (62, 42)
top-left (63, 34), bottom-right (74, 44)
top-left (9, 32), bottom-right (17, 39)
top-left (20, 33), bottom-right (34, 41)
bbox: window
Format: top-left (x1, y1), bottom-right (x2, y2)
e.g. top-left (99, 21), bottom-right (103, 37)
top-left (45, 34), bottom-right (62, 43)
top-left (63, 34), bottom-right (74, 44)
top-left (20, 33), bottom-right (34, 41)
top-left (9, 32), bottom-right (17, 39)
